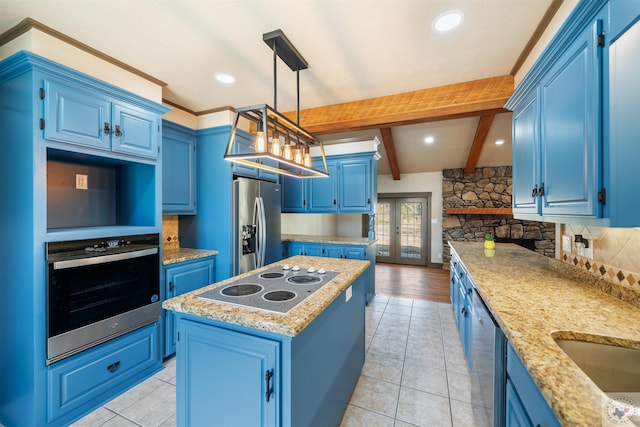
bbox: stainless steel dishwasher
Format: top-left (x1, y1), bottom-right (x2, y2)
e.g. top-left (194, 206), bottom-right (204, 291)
top-left (470, 287), bottom-right (506, 427)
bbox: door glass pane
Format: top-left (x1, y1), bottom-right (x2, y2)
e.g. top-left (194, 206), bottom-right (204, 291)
top-left (399, 202), bottom-right (422, 259)
top-left (375, 202), bottom-right (391, 257)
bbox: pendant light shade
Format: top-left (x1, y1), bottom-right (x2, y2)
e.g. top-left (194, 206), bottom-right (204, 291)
top-left (224, 30), bottom-right (329, 179)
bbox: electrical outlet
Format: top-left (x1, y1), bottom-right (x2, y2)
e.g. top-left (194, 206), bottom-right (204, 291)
top-left (562, 235), bottom-right (572, 252)
top-left (75, 174), bottom-right (88, 190)
top-left (345, 286), bottom-right (352, 302)
top-left (583, 239), bottom-right (593, 259)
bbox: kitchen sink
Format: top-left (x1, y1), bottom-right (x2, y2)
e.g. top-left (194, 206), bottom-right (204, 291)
top-left (554, 338), bottom-right (640, 392)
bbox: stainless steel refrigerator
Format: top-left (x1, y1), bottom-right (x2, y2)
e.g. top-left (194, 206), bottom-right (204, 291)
top-left (232, 177), bottom-right (282, 275)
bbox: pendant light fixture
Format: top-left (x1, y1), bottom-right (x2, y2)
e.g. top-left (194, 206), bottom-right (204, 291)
top-left (224, 30), bottom-right (329, 178)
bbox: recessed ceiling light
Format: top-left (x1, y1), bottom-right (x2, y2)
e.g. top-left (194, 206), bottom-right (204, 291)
top-left (215, 73), bottom-right (235, 84)
top-left (495, 139), bottom-right (505, 145)
top-left (424, 136), bottom-right (435, 144)
top-left (432, 10), bottom-right (465, 33)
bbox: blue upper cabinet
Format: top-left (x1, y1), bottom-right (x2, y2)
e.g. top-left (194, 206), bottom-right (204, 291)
top-left (307, 160), bottom-right (338, 212)
top-left (162, 120), bottom-right (197, 214)
top-left (44, 78), bottom-right (160, 159)
top-left (506, 1), bottom-right (610, 224)
top-left (44, 79), bottom-right (112, 150)
top-left (281, 153), bottom-right (377, 214)
top-left (607, 4), bottom-right (640, 227)
top-left (281, 174), bottom-right (307, 212)
top-left (111, 103), bottom-right (159, 158)
top-left (539, 15), bottom-right (602, 217)
top-left (512, 90), bottom-right (540, 215)
top-left (338, 157), bottom-right (373, 213)
top-left (609, 0), bottom-right (640, 41)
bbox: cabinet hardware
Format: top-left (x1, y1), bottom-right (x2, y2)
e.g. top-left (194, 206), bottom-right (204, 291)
top-left (39, 88), bottom-right (45, 99)
top-left (104, 122), bottom-right (111, 135)
top-left (169, 281), bottom-right (174, 292)
top-left (114, 124), bottom-right (122, 137)
top-left (367, 198), bottom-right (371, 204)
top-left (597, 33), bottom-right (605, 47)
top-left (333, 199), bottom-right (336, 205)
top-left (39, 118), bottom-right (45, 130)
top-left (531, 185), bottom-right (538, 198)
top-left (538, 182), bottom-right (545, 197)
top-left (598, 188), bottom-right (606, 204)
top-left (106, 361), bottom-right (121, 373)
top-left (265, 369), bottom-right (274, 402)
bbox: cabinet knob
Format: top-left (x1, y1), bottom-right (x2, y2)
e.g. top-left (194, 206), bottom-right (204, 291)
top-left (538, 182), bottom-right (545, 197)
top-left (531, 185), bottom-right (538, 197)
top-left (367, 198), bottom-right (371, 204)
top-left (104, 122), bottom-right (111, 135)
top-left (114, 124), bottom-right (122, 137)
top-left (333, 199), bottom-right (336, 205)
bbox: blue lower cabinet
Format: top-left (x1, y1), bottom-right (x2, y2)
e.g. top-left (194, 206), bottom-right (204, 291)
top-left (174, 275), bottom-right (365, 426)
top-left (47, 323), bottom-right (161, 424)
top-left (176, 319), bottom-right (279, 427)
top-left (506, 343), bottom-right (561, 427)
top-left (163, 256), bottom-right (215, 358)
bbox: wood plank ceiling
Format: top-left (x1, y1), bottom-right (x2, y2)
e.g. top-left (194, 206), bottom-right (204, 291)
top-left (283, 0), bottom-right (563, 180)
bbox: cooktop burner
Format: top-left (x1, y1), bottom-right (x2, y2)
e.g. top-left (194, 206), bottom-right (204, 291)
top-left (221, 283), bottom-right (263, 297)
top-left (286, 275), bottom-right (322, 285)
top-left (259, 272), bottom-right (285, 279)
top-left (197, 266), bottom-right (339, 314)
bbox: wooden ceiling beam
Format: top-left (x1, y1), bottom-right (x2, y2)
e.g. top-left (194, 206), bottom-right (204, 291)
top-left (465, 114), bottom-right (495, 175)
top-left (283, 75), bottom-right (513, 135)
top-left (379, 127), bottom-right (400, 180)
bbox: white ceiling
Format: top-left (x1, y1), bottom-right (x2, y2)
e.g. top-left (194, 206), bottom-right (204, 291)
top-left (0, 0), bottom-right (554, 176)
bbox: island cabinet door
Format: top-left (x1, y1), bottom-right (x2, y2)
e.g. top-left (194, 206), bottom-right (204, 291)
top-left (176, 318), bottom-right (280, 427)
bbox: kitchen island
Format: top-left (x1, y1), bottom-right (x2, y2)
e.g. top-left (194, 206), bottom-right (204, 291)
top-left (449, 241), bottom-right (640, 426)
top-left (162, 256), bottom-right (370, 427)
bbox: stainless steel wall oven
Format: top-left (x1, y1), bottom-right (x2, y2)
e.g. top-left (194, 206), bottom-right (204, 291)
top-left (46, 234), bottom-right (160, 364)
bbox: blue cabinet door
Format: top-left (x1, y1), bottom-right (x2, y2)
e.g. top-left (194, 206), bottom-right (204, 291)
top-left (512, 90), bottom-right (540, 215)
top-left (506, 343), bottom-right (561, 427)
top-left (287, 241), bottom-right (305, 256)
top-left (281, 175), bottom-right (306, 212)
top-left (163, 257), bottom-right (215, 358)
top-left (608, 19), bottom-right (640, 226)
top-left (176, 318), bottom-right (279, 427)
top-left (43, 79), bottom-right (111, 150)
top-left (307, 160), bottom-right (338, 212)
top-left (539, 13), bottom-right (603, 217)
top-left (506, 380), bottom-right (533, 427)
top-left (162, 121), bottom-right (197, 214)
top-left (610, 0), bottom-right (640, 41)
top-left (339, 158), bottom-right (373, 213)
top-left (324, 244), bottom-right (343, 259)
top-left (305, 243), bottom-right (324, 257)
top-left (112, 103), bottom-right (159, 158)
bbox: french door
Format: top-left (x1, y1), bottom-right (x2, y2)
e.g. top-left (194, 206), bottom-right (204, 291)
top-left (375, 197), bottom-right (428, 266)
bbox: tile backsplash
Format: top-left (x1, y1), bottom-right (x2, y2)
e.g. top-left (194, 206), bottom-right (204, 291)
top-left (162, 215), bottom-right (180, 249)
top-left (561, 224), bottom-right (640, 294)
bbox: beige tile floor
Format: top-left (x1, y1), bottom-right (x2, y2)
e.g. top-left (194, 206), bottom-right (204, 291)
top-left (72, 295), bottom-right (475, 427)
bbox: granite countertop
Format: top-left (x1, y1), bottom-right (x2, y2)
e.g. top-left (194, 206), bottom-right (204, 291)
top-left (162, 255), bottom-right (370, 337)
top-left (282, 233), bottom-right (377, 246)
top-left (162, 247), bottom-right (219, 265)
top-left (449, 241), bottom-right (640, 427)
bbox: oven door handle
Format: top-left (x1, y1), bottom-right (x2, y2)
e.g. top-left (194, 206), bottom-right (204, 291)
top-left (52, 247), bottom-right (158, 270)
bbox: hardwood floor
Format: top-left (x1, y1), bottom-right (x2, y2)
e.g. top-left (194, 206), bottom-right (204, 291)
top-left (375, 263), bottom-right (451, 303)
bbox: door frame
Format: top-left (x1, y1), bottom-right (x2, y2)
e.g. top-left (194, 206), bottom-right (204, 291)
top-left (375, 192), bottom-right (432, 267)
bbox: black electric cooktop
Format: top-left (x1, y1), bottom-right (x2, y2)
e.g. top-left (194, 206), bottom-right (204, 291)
top-left (196, 265), bottom-right (339, 314)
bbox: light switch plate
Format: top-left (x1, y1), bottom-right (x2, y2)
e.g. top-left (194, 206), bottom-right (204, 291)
top-left (562, 235), bottom-right (571, 252)
top-left (75, 174), bottom-right (88, 190)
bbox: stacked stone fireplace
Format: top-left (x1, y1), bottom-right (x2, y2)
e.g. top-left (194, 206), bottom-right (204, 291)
top-left (442, 167), bottom-right (555, 266)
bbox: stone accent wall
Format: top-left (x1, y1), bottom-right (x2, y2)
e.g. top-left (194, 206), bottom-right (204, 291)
top-left (442, 167), bottom-right (555, 265)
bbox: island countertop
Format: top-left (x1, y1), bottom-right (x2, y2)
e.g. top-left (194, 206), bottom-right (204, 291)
top-left (162, 256), bottom-right (370, 337)
top-left (449, 241), bottom-right (640, 426)
top-left (281, 234), bottom-right (377, 246)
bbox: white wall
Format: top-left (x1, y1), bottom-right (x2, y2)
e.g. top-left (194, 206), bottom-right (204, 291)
top-left (378, 171), bottom-right (443, 264)
top-left (281, 214), bottom-right (338, 236)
